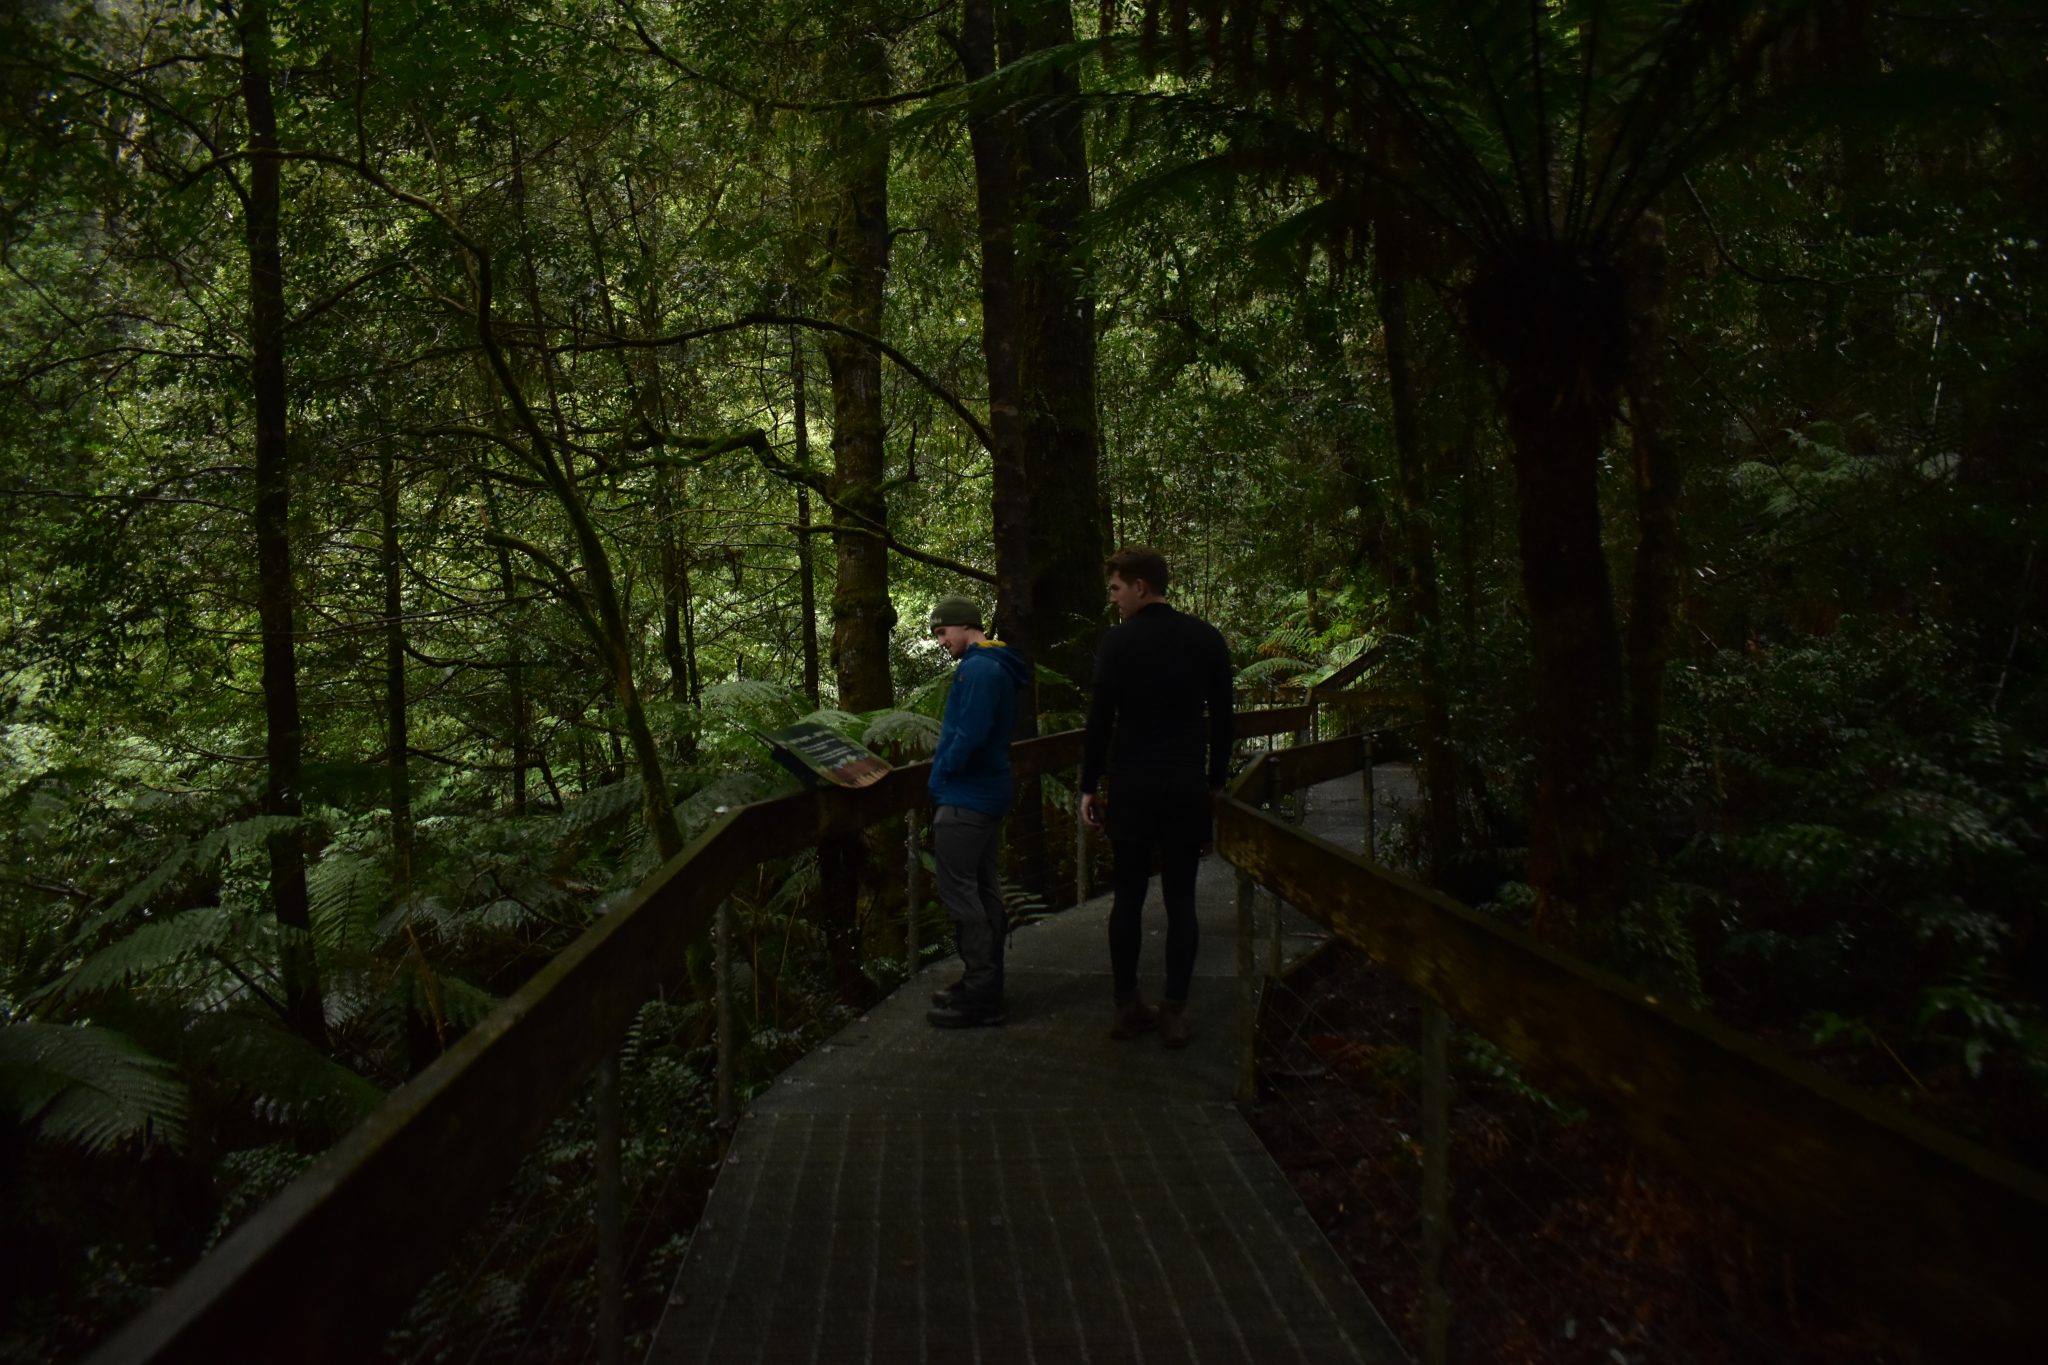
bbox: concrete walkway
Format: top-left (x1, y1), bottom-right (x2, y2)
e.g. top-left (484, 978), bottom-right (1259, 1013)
top-left (649, 774), bottom-right (1410, 1365)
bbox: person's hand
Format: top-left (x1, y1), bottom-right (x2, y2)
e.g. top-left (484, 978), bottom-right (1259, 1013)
top-left (1080, 791), bottom-right (1105, 829)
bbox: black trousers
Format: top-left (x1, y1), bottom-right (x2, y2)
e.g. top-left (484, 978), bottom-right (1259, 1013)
top-left (933, 805), bottom-right (1006, 1007)
top-left (1104, 780), bottom-right (1209, 1003)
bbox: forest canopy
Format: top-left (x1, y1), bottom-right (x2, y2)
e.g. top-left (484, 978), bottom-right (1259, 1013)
top-left (2, 0), bottom-right (2045, 1357)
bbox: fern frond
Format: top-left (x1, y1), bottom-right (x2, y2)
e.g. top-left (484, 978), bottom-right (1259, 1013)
top-left (60, 906), bottom-right (236, 999)
top-left (896, 672), bottom-right (952, 720)
top-left (862, 710), bottom-right (941, 759)
top-left (678, 771), bottom-right (781, 841)
top-left (700, 679), bottom-right (805, 729)
top-left (183, 1011), bottom-right (382, 1135)
top-left (798, 708), bottom-right (867, 739)
top-left (395, 964), bottom-right (498, 1035)
top-left (307, 853), bottom-right (387, 953)
top-left (1237, 656), bottom-right (1314, 687)
top-left (82, 843), bottom-right (195, 939)
top-left (558, 780), bottom-right (641, 832)
top-left (0, 1021), bottom-right (191, 1152)
top-left (756, 853), bottom-right (822, 922)
top-left (202, 813), bottom-right (316, 864)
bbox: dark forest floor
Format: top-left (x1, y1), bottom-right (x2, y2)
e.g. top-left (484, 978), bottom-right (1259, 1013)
top-left (1247, 944), bottom-right (1950, 1365)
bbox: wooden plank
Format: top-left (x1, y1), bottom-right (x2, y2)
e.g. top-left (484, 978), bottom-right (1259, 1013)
top-left (1262, 733), bottom-right (1367, 794)
top-left (1307, 641), bottom-right (1388, 694)
top-left (1214, 796), bottom-right (2048, 1354)
top-left (88, 803), bottom-right (773, 1365)
top-left (1236, 703), bottom-right (1313, 739)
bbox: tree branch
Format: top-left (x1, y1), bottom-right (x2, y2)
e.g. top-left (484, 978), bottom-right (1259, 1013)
top-left (554, 312), bottom-right (997, 455)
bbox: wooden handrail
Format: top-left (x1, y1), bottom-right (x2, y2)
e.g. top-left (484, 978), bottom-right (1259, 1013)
top-left (90, 706), bottom-right (1305, 1364)
top-left (1218, 748), bottom-right (2048, 1355)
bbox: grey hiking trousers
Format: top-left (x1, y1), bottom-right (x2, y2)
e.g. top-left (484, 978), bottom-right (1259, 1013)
top-left (932, 804), bottom-right (1006, 1008)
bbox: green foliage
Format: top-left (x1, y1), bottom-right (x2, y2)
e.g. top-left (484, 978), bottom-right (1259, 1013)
top-left (0, 1023), bottom-right (191, 1154)
top-left (1661, 622), bottom-right (2048, 1102)
top-left (861, 708), bottom-right (940, 757)
top-left (53, 906), bottom-right (237, 1002)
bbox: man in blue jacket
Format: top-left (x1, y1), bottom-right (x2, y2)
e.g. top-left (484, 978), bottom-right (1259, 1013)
top-left (924, 594), bottom-right (1030, 1028)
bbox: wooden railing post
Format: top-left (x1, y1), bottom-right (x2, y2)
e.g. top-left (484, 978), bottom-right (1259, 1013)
top-left (905, 810), bottom-right (922, 978)
top-left (1263, 766), bottom-right (1283, 980)
top-left (714, 897), bottom-right (734, 1128)
top-left (1361, 733), bottom-right (1375, 861)
top-left (1073, 764), bottom-right (1088, 907)
top-left (1420, 1001), bottom-right (1451, 1365)
top-left (1236, 865), bottom-right (1258, 1104)
top-left (594, 1051), bottom-right (624, 1365)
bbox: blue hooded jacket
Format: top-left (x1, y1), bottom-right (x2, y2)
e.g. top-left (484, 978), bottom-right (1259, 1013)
top-left (927, 640), bottom-right (1030, 817)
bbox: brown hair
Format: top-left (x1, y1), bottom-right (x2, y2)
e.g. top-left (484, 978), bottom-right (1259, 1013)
top-left (1104, 546), bottom-right (1170, 595)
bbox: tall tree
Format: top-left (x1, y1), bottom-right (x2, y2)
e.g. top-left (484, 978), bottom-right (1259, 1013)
top-left (817, 28), bottom-right (897, 712)
top-left (1000, 0), bottom-right (1106, 688)
top-left (238, 0), bottom-right (325, 1045)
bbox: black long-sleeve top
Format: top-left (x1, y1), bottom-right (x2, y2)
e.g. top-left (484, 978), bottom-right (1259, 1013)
top-left (1080, 601), bottom-right (1235, 793)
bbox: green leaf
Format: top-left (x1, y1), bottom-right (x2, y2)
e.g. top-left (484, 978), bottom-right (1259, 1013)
top-left (0, 1022), bottom-right (191, 1153)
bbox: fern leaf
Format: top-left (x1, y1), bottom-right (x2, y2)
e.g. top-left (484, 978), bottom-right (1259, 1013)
top-left (1236, 656), bottom-right (1314, 687)
top-left (61, 906), bottom-right (236, 998)
top-left (862, 710), bottom-right (941, 759)
top-left (700, 679), bottom-right (805, 728)
top-left (80, 843), bottom-right (195, 941)
top-left (183, 1011), bottom-right (382, 1136)
top-left (307, 853), bottom-right (387, 952)
top-left (559, 780), bottom-right (641, 831)
top-left (0, 1021), bottom-right (191, 1153)
top-left (798, 707), bottom-right (868, 739)
top-left (678, 771), bottom-right (781, 841)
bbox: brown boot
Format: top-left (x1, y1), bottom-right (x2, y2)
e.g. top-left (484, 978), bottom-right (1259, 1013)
top-left (1110, 991), bottom-right (1160, 1039)
top-left (1159, 998), bottom-right (1191, 1049)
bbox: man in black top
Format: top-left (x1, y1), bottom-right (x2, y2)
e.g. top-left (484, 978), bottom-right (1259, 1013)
top-left (1079, 546), bottom-right (1235, 1048)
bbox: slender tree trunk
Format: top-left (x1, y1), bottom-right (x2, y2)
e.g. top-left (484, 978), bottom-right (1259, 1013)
top-left (958, 0), bottom-right (1048, 895)
top-left (480, 473), bottom-right (530, 815)
top-left (957, 0), bottom-right (1034, 666)
top-left (379, 437), bottom-right (414, 890)
top-left (791, 326), bottom-right (822, 707)
top-left (1622, 209), bottom-right (1683, 781)
top-left (1467, 239), bottom-right (1632, 941)
top-left (239, 0), bottom-right (325, 1046)
top-left (1375, 212), bottom-right (1458, 879)
top-left (999, 0), bottom-right (1105, 688)
top-left (500, 136), bottom-right (681, 859)
top-left (817, 34), bottom-right (895, 713)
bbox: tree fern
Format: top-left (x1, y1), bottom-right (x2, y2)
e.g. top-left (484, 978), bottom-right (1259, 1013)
top-left (0, 1021), bottom-right (191, 1153)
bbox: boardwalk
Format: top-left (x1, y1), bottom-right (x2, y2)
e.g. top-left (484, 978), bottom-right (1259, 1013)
top-left (649, 776), bottom-right (1409, 1364)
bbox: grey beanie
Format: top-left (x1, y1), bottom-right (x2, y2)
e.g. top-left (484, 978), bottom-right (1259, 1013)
top-left (927, 594), bottom-right (983, 630)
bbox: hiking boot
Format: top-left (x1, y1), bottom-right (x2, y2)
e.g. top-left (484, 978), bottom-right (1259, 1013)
top-left (930, 977), bottom-right (965, 1008)
top-left (1110, 992), bottom-right (1160, 1039)
top-left (1160, 999), bottom-right (1191, 1049)
top-left (927, 1000), bottom-right (1005, 1029)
